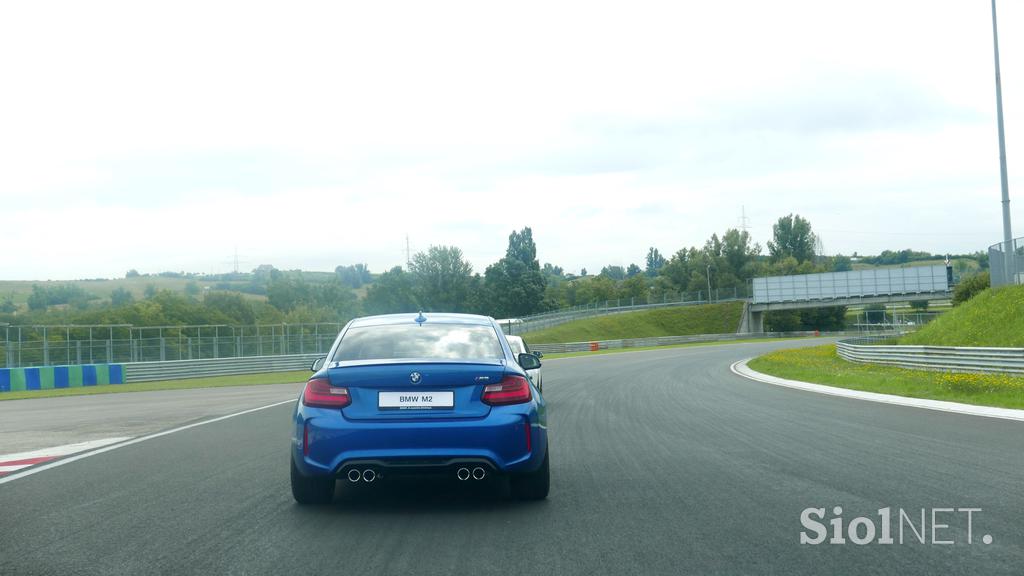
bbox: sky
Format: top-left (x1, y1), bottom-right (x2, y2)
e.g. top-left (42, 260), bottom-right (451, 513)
top-left (1, 0), bottom-right (1021, 280)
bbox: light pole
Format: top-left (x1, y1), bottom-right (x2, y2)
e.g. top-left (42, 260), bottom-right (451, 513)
top-left (992, 0), bottom-right (1014, 281)
top-left (706, 264), bottom-right (713, 303)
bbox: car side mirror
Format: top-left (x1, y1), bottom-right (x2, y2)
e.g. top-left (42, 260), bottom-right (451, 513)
top-left (311, 357), bottom-right (326, 372)
top-left (518, 353), bottom-right (541, 371)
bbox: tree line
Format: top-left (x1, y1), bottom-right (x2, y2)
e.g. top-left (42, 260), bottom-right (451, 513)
top-left (0, 214), bottom-right (989, 332)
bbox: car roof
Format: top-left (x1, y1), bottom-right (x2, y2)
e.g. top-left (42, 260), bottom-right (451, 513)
top-left (349, 313), bottom-right (496, 329)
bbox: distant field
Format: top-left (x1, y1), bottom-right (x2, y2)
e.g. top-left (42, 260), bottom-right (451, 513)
top-left (0, 276), bottom-right (271, 309)
top-left (521, 301), bottom-right (745, 344)
top-left (851, 258), bottom-right (980, 274)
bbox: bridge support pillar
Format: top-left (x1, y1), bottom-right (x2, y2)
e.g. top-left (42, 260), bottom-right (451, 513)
top-left (746, 308), bottom-right (765, 334)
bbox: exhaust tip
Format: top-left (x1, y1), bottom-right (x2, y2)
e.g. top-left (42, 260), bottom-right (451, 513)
top-left (347, 469), bottom-right (362, 483)
top-left (362, 469), bottom-right (377, 483)
top-left (456, 467), bottom-right (471, 481)
top-left (471, 467), bottom-right (486, 480)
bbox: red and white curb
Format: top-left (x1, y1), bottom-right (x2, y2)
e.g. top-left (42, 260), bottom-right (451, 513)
top-left (0, 438), bottom-right (131, 476)
top-left (731, 359), bottom-right (1024, 422)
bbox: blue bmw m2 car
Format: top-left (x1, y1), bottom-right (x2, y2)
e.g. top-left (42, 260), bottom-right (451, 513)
top-left (290, 312), bottom-right (549, 504)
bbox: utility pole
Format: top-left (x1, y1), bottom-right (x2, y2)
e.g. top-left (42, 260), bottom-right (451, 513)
top-left (706, 264), bottom-right (713, 303)
top-left (405, 235), bottom-right (412, 269)
top-left (992, 0), bottom-right (1014, 282)
top-left (739, 206), bottom-right (751, 232)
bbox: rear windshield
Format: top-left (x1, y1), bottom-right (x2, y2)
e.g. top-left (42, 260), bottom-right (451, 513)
top-left (332, 323), bottom-right (504, 362)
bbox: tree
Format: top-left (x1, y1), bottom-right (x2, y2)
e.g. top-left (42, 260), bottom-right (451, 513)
top-left (506, 228), bottom-right (540, 270)
top-left (184, 281), bottom-right (201, 298)
top-left (144, 284), bottom-right (158, 299)
top-left (768, 214), bottom-right (817, 264)
top-left (542, 263), bottom-right (564, 278)
top-left (203, 291), bottom-right (256, 324)
top-left (580, 268), bottom-right (588, 276)
top-left (952, 271), bottom-right (989, 306)
top-left (27, 285), bottom-right (48, 311)
top-left (830, 255), bottom-right (853, 272)
top-left (574, 275), bottom-right (618, 304)
top-left (645, 247), bottom-right (666, 277)
top-left (410, 245), bottom-right (475, 312)
top-left (336, 264), bottom-right (372, 288)
top-left (626, 263), bottom-right (642, 278)
top-left (483, 228), bottom-right (548, 318)
top-left (483, 258), bottom-right (546, 318)
top-left (0, 295), bottom-right (15, 313)
top-left (599, 265), bottom-right (625, 281)
top-left (126, 269), bottom-right (140, 278)
top-left (720, 229), bottom-right (760, 279)
top-left (364, 266), bottom-right (419, 315)
top-left (110, 287), bottom-right (134, 307)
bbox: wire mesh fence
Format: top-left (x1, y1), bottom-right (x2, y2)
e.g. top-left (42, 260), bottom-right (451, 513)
top-left (989, 236), bottom-right (1024, 287)
top-left (1, 323), bottom-right (344, 368)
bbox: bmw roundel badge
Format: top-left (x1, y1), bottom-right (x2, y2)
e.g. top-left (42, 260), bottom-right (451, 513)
top-left (410, 372), bottom-right (422, 384)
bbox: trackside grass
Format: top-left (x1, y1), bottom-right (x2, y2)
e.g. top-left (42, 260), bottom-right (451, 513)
top-left (747, 345), bottom-right (1024, 409)
top-left (0, 370), bottom-right (309, 401)
top-left (541, 336), bottom-right (815, 359)
top-left (523, 301), bottom-right (744, 344)
top-left (899, 285), bottom-right (1024, 347)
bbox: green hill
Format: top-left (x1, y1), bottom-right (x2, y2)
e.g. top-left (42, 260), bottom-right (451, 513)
top-left (899, 285), bottom-right (1024, 347)
top-left (521, 301), bottom-right (744, 344)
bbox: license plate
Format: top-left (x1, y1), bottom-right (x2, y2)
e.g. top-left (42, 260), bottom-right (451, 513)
top-left (378, 391), bottom-right (454, 410)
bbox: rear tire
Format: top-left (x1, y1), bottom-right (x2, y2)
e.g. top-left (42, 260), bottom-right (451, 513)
top-left (511, 447), bottom-right (549, 500)
top-left (290, 458), bottom-right (335, 505)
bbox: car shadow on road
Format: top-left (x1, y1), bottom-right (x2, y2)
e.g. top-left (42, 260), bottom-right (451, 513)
top-left (296, 475), bottom-right (548, 515)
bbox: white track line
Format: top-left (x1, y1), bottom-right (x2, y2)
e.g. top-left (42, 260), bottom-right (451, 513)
top-left (731, 359), bottom-right (1024, 422)
top-left (0, 398), bottom-right (296, 485)
top-left (0, 437), bottom-right (131, 464)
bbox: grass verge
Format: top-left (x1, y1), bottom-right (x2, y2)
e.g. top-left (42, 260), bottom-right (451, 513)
top-left (747, 345), bottom-right (1024, 409)
top-left (0, 370), bottom-right (309, 401)
top-left (523, 301), bottom-right (744, 344)
top-left (898, 285), bottom-right (1024, 347)
top-left (541, 336), bottom-right (815, 359)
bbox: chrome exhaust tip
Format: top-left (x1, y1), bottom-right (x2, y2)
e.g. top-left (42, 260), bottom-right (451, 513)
top-left (471, 467), bottom-right (486, 480)
top-left (362, 469), bottom-right (377, 483)
top-left (456, 467), bottom-right (471, 481)
top-left (347, 469), bottom-right (362, 483)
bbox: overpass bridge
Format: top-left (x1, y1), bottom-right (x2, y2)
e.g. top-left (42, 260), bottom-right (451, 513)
top-left (742, 265), bottom-right (953, 333)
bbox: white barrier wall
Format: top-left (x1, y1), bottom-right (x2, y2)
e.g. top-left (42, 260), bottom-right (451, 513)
top-left (752, 266), bottom-right (949, 305)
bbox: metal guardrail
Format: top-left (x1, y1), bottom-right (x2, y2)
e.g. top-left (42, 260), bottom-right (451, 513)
top-left (121, 331), bottom-right (856, 382)
top-left (836, 337), bottom-right (1024, 374)
top-left (126, 353), bottom-right (322, 383)
top-left (530, 331), bottom-right (856, 354)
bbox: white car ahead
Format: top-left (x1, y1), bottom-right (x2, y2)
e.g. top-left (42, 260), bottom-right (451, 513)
top-left (506, 335), bottom-right (543, 392)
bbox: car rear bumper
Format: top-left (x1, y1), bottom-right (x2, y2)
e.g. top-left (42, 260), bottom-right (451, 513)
top-left (292, 404), bottom-right (547, 478)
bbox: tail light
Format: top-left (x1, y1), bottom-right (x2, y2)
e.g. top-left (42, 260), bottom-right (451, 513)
top-left (481, 375), bottom-right (532, 406)
top-left (303, 377), bottom-right (351, 408)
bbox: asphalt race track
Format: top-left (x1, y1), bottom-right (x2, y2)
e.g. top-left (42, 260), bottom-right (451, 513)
top-left (2, 339), bottom-right (1022, 575)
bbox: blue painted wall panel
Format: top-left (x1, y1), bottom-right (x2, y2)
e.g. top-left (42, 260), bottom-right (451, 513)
top-left (54, 366), bottom-right (70, 388)
top-left (108, 364), bottom-right (124, 385)
top-left (83, 365), bottom-right (98, 386)
top-left (25, 368), bottom-right (41, 391)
